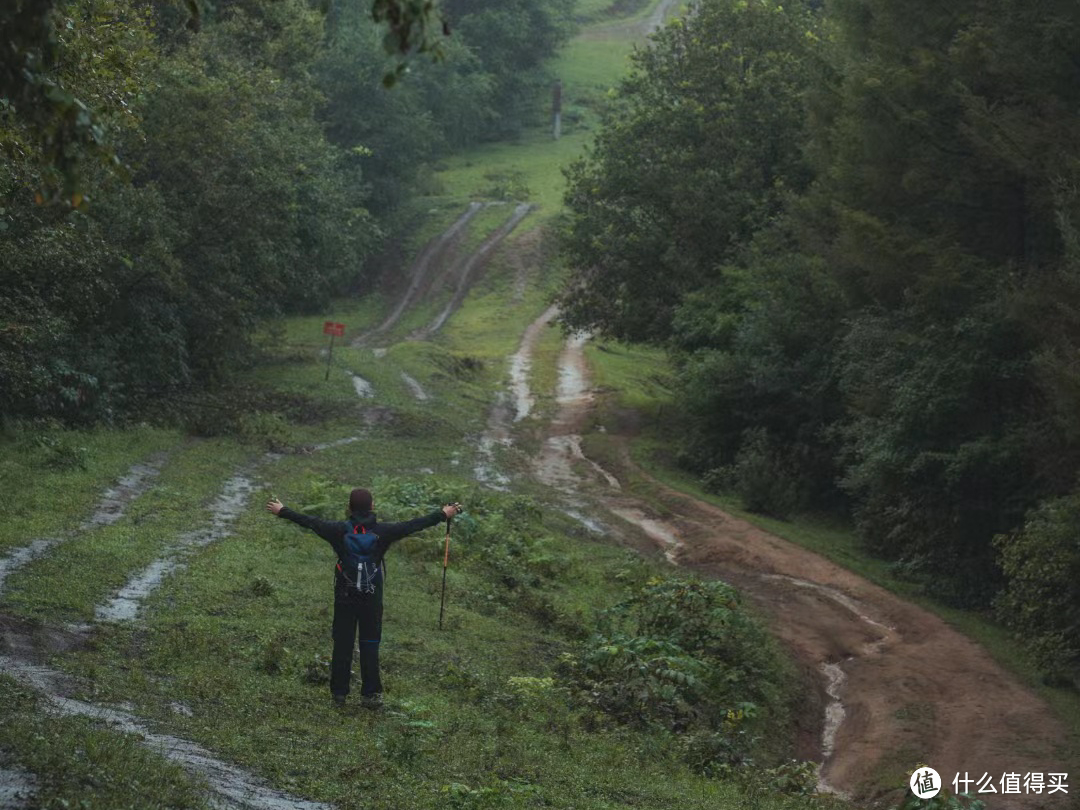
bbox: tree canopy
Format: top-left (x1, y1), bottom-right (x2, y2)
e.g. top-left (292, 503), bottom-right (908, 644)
top-left (1, 0), bottom-right (572, 421)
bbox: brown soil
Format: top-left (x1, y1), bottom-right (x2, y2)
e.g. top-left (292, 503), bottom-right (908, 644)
top-left (536, 332), bottom-right (1076, 808)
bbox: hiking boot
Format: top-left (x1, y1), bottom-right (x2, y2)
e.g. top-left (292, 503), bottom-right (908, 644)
top-left (360, 693), bottom-right (383, 710)
top-left (332, 693), bottom-right (347, 708)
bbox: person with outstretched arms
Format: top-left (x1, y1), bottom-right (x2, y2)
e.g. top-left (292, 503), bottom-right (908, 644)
top-left (266, 487), bottom-right (462, 708)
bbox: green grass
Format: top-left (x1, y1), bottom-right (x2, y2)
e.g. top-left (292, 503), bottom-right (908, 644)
top-left (2, 438), bottom-right (251, 624)
top-left (0, 425), bottom-right (179, 555)
top-left (436, 130), bottom-right (594, 218)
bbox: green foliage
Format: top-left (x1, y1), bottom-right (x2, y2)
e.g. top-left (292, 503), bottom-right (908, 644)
top-left (32, 430), bottom-right (91, 470)
top-left (558, 0), bottom-right (819, 341)
top-left (721, 427), bottom-right (812, 519)
top-left (561, 576), bottom-right (790, 771)
top-left (477, 169), bottom-right (532, 202)
top-left (439, 779), bottom-right (540, 809)
top-left (2, 0), bottom-right (573, 427)
top-left (995, 490), bottom-right (1080, 686)
top-left (897, 789), bottom-right (985, 810)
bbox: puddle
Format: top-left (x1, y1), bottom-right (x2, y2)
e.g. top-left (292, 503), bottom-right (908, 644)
top-left (609, 507), bottom-right (681, 564)
top-left (565, 509), bottom-right (606, 535)
top-left (96, 475), bottom-right (257, 623)
top-left (309, 436), bottom-right (362, 452)
top-left (401, 372), bottom-right (429, 401)
top-left (819, 660), bottom-right (849, 761)
top-left (762, 574), bottom-right (895, 638)
top-left (509, 304), bottom-right (558, 422)
top-left (84, 455), bottom-right (169, 529)
top-left (0, 656), bottom-right (330, 810)
top-left (474, 436), bottom-right (511, 491)
top-left (555, 333), bottom-right (592, 409)
top-left (0, 540), bottom-right (53, 596)
top-left (759, 573), bottom-right (894, 792)
top-left (474, 390), bottom-right (513, 491)
top-left (348, 373), bottom-right (374, 398)
top-left (0, 762), bottom-right (37, 809)
top-left (0, 455), bottom-right (168, 596)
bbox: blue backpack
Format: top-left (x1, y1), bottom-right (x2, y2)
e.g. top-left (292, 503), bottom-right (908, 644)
top-left (336, 524), bottom-right (382, 595)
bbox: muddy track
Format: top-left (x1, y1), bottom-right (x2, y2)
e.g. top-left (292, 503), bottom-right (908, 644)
top-left (353, 202), bottom-right (483, 347)
top-left (410, 203), bottom-right (532, 341)
top-left (527, 333), bottom-right (1073, 807)
top-left (0, 467), bottom-right (330, 809)
top-left (0, 454), bottom-right (169, 595)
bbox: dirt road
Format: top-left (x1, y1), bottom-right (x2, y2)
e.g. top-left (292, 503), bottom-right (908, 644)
top-left (526, 328), bottom-right (1074, 807)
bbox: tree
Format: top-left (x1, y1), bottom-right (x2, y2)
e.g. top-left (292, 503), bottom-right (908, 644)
top-left (559, 0), bottom-right (819, 342)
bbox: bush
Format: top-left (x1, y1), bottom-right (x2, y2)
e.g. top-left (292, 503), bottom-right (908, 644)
top-left (995, 490), bottom-right (1080, 686)
top-left (33, 432), bottom-right (91, 471)
top-left (731, 428), bottom-right (809, 519)
top-left (559, 576), bottom-right (791, 770)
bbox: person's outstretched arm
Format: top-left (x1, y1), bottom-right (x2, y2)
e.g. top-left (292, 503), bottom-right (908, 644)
top-left (379, 503), bottom-right (462, 545)
top-left (266, 499), bottom-right (344, 545)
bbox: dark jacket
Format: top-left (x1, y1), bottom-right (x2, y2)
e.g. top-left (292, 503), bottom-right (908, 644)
top-left (278, 507), bottom-right (445, 600)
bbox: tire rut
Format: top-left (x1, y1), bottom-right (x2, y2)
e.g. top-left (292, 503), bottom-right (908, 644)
top-left (410, 203), bottom-right (532, 341)
top-left (0, 453), bottom-right (169, 596)
top-left (2, 419), bottom-right (384, 806)
top-left (353, 202), bottom-right (483, 347)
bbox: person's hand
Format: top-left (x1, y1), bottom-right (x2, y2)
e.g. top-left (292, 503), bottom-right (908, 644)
top-left (266, 498), bottom-right (284, 516)
top-left (442, 503), bottom-right (462, 520)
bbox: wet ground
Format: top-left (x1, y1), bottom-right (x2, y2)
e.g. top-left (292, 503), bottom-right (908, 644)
top-left (482, 296), bottom-right (1073, 806)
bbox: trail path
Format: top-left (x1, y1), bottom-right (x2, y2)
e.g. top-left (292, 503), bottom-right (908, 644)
top-left (581, 0), bottom-right (683, 41)
top-left (353, 202), bottom-right (482, 346)
top-left (95, 472), bottom-right (257, 623)
top-left (410, 203), bottom-right (532, 341)
top-left (522, 331), bottom-right (1072, 806)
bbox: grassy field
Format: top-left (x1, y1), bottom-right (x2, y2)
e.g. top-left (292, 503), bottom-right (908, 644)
top-left (0, 220), bottom-right (836, 809)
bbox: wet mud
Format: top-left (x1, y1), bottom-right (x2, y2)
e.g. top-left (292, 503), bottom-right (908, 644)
top-left (527, 329), bottom-right (1071, 806)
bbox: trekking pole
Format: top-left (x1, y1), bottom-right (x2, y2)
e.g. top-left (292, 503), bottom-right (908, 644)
top-left (438, 515), bottom-right (452, 630)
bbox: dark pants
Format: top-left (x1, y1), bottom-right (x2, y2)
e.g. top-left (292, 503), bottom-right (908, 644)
top-left (330, 589), bottom-right (383, 697)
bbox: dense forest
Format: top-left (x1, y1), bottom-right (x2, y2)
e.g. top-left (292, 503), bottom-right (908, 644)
top-left (1, 0), bottom-right (572, 421)
top-left (559, 0), bottom-right (1080, 682)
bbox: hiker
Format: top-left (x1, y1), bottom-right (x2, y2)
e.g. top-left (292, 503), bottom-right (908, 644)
top-left (266, 488), bottom-right (462, 708)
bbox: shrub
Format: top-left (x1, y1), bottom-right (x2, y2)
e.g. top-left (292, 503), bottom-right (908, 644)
top-left (995, 490), bottom-right (1080, 686)
top-left (731, 428), bottom-right (809, 519)
top-left (33, 432), bottom-right (91, 471)
top-left (559, 576), bottom-right (791, 770)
